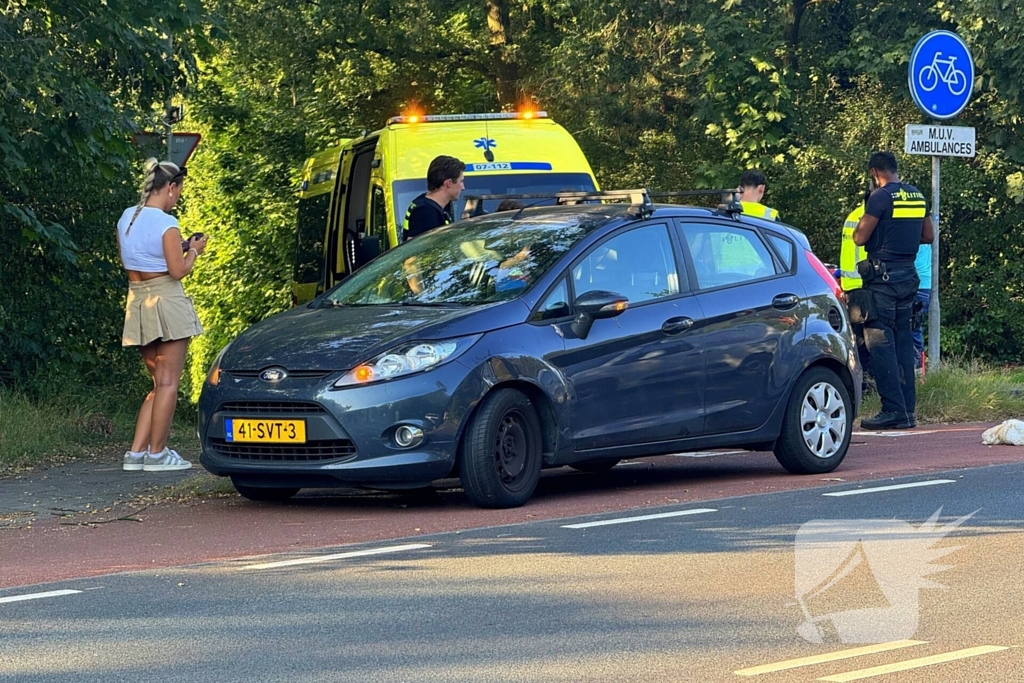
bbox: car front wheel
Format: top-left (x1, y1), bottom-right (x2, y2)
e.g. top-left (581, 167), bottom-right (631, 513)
top-left (458, 388), bottom-right (543, 508)
top-left (773, 367), bottom-right (852, 474)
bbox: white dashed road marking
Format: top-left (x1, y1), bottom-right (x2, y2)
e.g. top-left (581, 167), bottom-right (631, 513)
top-left (562, 508), bottom-right (717, 529)
top-left (0, 589), bottom-right (82, 604)
top-left (239, 543), bottom-right (432, 570)
top-left (823, 479), bottom-right (956, 497)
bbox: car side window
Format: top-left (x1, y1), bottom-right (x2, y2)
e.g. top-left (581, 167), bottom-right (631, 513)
top-left (572, 224), bottom-right (680, 305)
top-left (532, 278), bottom-right (570, 322)
top-left (765, 232), bottom-right (794, 271)
top-left (681, 223), bottom-right (779, 289)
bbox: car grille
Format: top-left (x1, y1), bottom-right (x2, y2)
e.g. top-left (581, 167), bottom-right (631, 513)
top-left (209, 437), bottom-right (357, 463)
top-left (217, 401), bottom-right (327, 415)
top-left (226, 370), bottom-right (334, 380)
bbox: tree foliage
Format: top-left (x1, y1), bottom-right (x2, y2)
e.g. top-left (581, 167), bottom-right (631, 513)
top-left (4, 0), bottom-right (1024, 400)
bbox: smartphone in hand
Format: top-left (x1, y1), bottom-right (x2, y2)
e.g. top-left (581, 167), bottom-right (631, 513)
top-left (181, 233), bottom-right (206, 252)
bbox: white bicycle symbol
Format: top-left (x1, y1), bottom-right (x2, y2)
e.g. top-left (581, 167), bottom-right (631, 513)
top-left (917, 52), bottom-right (967, 96)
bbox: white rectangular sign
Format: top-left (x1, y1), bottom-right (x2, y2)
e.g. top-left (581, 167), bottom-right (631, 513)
top-left (904, 124), bottom-right (975, 157)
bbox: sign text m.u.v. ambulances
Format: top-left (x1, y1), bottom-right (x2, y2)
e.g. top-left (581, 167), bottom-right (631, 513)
top-left (904, 124), bottom-right (976, 158)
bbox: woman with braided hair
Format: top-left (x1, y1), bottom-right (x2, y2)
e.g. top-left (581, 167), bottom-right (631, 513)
top-left (117, 158), bottom-right (208, 472)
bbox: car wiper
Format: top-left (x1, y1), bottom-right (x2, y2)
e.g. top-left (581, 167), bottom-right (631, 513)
top-left (398, 300), bottom-right (474, 307)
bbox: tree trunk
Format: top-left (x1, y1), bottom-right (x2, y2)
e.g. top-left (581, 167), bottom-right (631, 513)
top-left (486, 0), bottom-right (519, 108)
top-left (787, 0), bottom-right (808, 72)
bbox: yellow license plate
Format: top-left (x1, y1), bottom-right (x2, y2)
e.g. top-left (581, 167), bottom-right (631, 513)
top-left (225, 418), bottom-right (306, 443)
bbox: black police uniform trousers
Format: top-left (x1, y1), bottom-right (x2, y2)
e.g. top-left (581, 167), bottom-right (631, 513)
top-left (863, 262), bottom-right (919, 416)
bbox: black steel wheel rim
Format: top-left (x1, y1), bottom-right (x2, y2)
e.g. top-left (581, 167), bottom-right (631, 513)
top-left (493, 409), bottom-right (530, 490)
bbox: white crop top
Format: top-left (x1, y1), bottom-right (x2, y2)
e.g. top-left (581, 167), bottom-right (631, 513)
top-left (117, 206), bottom-right (180, 272)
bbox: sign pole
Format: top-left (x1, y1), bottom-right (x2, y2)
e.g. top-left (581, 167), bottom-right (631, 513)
top-left (907, 30), bottom-right (975, 374)
top-left (929, 154), bottom-right (941, 371)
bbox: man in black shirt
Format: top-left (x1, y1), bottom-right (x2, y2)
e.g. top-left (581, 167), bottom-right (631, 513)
top-left (402, 155), bottom-right (466, 241)
top-left (853, 152), bottom-right (935, 430)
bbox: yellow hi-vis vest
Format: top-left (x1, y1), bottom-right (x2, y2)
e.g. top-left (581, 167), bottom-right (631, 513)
top-left (740, 201), bottom-right (779, 221)
top-left (840, 204), bottom-right (866, 291)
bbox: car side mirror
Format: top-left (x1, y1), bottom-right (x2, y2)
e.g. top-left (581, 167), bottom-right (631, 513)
top-left (571, 290), bottom-right (628, 339)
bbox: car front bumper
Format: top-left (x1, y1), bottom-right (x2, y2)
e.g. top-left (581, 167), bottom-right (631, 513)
top-left (198, 361), bottom-right (486, 488)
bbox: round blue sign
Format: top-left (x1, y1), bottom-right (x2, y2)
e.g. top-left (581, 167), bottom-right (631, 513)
top-left (908, 30), bottom-right (974, 119)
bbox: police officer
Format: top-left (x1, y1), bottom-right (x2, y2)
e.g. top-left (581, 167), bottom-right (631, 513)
top-left (738, 169), bottom-right (779, 221)
top-left (402, 155), bottom-right (466, 241)
top-left (853, 152), bottom-right (934, 430)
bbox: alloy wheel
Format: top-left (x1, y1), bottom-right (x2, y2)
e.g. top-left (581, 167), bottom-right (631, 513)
top-left (800, 381), bottom-right (847, 459)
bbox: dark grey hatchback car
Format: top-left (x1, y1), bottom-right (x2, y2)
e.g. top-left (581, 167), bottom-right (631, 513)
top-left (199, 192), bottom-right (861, 508)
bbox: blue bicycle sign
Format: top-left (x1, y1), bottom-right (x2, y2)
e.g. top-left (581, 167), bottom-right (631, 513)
top-left (909, 31), bottom-right (974, 119)
top-left (917, 53), bottom-right (968, 96)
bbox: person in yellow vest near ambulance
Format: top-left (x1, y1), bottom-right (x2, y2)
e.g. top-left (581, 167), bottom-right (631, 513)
top-left (839, 177), bottom-right (878, 291)
top-left (738, 170), bottom-right (779, 221)
top-left (839, 183), bottom-right (876, 386)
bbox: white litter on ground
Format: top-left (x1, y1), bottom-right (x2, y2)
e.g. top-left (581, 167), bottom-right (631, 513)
top-left (981, 419), bottom-right (1024, 446)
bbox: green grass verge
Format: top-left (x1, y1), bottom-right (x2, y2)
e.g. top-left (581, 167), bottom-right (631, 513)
top-left (0, 388), bottom-right (198, 471)
top-left (860, 357), bottom-right (1024, 423)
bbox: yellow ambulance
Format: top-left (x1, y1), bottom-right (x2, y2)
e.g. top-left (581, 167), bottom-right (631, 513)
top-left (303, 111), bottom-right (598, 301)
top-left (291, 143), bottom-right (348, 306)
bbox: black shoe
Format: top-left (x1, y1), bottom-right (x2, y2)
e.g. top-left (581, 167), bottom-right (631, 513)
top-left (907, 414), bottom-right (917, 428)
top-left (861, 411), bottom-right (913, 430)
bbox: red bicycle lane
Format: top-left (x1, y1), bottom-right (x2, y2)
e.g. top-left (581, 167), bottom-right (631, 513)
top-left (1, 422), bottom-right (1020, 590)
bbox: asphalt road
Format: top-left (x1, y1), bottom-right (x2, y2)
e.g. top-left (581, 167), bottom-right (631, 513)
top-left (2, 422), bottom-right (1023, 589)
top-left (2, 460), bottom-right (1022, 682)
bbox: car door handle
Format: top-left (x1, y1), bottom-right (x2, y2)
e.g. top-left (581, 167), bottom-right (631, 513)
top-left (662, 317), bottom-right (695, 335)
top-left (772, 294), bottom-right (800, 310)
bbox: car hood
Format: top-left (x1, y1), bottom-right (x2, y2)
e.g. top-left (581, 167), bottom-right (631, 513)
top-left (222, 301), bottom-right (522, 371)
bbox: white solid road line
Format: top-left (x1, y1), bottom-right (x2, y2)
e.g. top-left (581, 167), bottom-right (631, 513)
top-left (239, 543), bottom-right (432, 570)
top-left (823, 479), bottom-right (957, 497)
top-left (817, 645), bottom-right (1010, 681)
top-left (0, 589), bottom-right (82, 604)
top-left (852, 430), bottom-right (938, 437)
top-left (734, 640), bottom-right (927, 676)
top-left (562, 508), bottom-right (717, 529)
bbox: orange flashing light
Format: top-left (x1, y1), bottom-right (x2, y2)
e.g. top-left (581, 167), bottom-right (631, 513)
top-left (354, 366), bottom-right (375, 383)
top-left (408, 115), bottom-right (420, 124)
top-left (615, 301), bottom-right (627, 312)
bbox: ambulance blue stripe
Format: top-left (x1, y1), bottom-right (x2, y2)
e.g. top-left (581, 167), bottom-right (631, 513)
top-left (464, 162), bottom-right (554, 172)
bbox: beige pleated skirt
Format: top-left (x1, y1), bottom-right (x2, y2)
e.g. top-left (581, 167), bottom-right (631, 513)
top-left (122, 275), bottom-right (204, 347)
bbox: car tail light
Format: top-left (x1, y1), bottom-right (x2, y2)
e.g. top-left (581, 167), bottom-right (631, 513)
top-left (805, 249), bottom-right (844, 300)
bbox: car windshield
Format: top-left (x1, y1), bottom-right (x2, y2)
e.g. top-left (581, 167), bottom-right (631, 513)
top-left (325, 214), bottom-right (590, 306)
top-left (393, 173), bottom-right (596, 225)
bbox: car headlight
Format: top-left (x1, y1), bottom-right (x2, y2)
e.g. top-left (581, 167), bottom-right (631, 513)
top-left (206, 343), bottom-right (232, 386)
top-left (334, 336), bottom-right (480, 388)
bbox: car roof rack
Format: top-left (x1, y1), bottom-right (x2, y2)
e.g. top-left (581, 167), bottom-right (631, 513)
top-left (461, 187), bottom-right (743, 221)
top-left (461, 189), bottom-right (654, 221)
top-left (648, 188), bottom-right (744, 217)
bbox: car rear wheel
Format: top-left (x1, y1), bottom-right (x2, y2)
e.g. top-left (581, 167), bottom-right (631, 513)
top-left (458, 388), bottom-right (543, 508)
top-left (232, 480), bottom-right (300, 503)
top-left (773, 367), bottom-right (852, 474)
top-left (570, 459), bottom-right (621, 473)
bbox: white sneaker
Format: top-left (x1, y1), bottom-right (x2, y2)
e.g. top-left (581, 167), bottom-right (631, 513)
top-left (123, 450), bottom-right (146, 472)
top-left (143, 448), bottom-right (193, 472)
